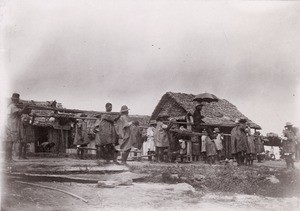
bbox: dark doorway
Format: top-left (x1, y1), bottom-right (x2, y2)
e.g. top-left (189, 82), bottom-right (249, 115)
top-left (34, 127), bottom-right (49, 152)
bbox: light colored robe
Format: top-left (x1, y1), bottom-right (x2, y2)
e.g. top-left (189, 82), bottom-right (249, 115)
top-left (201, 135), bottom-right (207, 152)
top-left (115, 115), bottom-right (133, 152)
top-left (5, 102), bottom-right (22, 142)
top-left (154, 121), bottom-right (169, 147)
top-left (214, 134), bottom-right (223, 151)
top-left (143, 126), bottom-right (155, 155)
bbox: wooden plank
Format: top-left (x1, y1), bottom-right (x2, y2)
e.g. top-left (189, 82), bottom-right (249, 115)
top-left (77, 147), bottom-right (97, 151)
top-left (18, 103), bottom-right (120, 115)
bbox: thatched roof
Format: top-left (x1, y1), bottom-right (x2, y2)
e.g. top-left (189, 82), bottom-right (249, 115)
top-left (129, 115), bottom-right (150, 126)
top-left (150, 92), bottom-right (261, 129)
top-left (19, 98), bottom-right (150, 128)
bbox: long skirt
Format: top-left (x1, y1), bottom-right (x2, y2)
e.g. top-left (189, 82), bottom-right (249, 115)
top-left (143, 137), bottom-right (155, 155)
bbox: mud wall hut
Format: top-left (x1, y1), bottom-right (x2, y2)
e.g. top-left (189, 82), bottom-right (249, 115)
top-left (19, 100), bottom-right (72, 154)
top-left (150, 92), bottom-right (261, 158)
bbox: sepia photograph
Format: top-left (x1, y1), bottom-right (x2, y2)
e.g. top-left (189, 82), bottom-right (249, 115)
top-left (0, 0), bottom-right (300, 210)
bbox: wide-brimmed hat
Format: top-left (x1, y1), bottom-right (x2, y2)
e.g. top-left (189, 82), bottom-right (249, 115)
top-left (11, 93), bottom-right (20, 100)
top-left (120, 105), bottom-right (130, 113)
top-left (285, 122), bottom-right (293, 127)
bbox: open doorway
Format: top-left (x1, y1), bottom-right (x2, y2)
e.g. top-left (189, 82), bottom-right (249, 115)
top-left (34, 126), bottom-right (49, 152)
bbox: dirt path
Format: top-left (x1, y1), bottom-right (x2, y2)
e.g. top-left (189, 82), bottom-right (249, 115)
top-left (2, 158), bottom-right (300, 210)
top-left (2, 181), bottom-right (300, 211)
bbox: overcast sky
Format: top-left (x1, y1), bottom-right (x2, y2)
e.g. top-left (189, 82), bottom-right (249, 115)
top-left (1, 0), bottom-right (300, 135)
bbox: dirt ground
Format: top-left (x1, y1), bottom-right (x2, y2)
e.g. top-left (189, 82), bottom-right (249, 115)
top-left (1, 157), bottom-right (300, 211)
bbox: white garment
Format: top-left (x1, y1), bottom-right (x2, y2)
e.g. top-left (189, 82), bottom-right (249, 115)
top-left (201, 135), bottom-right (207, 152)
top-left (214, 134), bottom-right (223, 151)
top-left (143, 127), bottom-right (155, 155)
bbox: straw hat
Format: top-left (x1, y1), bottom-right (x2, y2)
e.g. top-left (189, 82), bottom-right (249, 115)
top-left (285, 122), bottom-right (293, 127)
top-left (120, 105), bottom-right (130, 113)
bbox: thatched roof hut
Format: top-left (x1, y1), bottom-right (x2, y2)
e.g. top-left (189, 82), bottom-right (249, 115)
top-left (150, 92), bottom-right (261, 130)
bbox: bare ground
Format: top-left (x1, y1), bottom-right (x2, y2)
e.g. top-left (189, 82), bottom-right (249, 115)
top-left (1, 158), bottom-right (300, 211)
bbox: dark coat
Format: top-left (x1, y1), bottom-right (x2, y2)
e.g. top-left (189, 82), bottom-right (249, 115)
top-left (246, 135), bottom-right (256, 154)
top-left (94, 114), bottom-right (118, 146)
top-left (254, 136), bottom-right (265, 154)
top-left (231, 125), bottom-right (247, 154)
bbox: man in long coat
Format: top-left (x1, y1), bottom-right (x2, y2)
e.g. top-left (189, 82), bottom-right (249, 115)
top-left (19, 114), bottom-right (34, 159)
top-left (254, 131), bottom-right (265, 163)
top-left (5, 93), bottom-right (30, 162)
top-left (282, 122), bottom-right (296, 168)
top-left (94, 103), bottom-right (120, 163)
top-left (115, 105), bottom-right (133, 165)
top-left (231, 119), bottom-right (248, 166)
top-left (74, 117), bottom-right (91, 159)
top-left (153, 116), bottom-right (173, 162)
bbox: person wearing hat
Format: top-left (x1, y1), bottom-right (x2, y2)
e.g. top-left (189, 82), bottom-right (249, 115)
top-left (115, 105), bottom-right (133, 165)
top-left (230, 118), bottom-right (248, 166)
top-left (282, 122), bottom-right (296, 168)
top-left (143, 120), bottom-right (156, 161)
top-left (213, 127), bottom-right (223, 161)
top-left (5, 93), bottom-right (30, 162)
top-left (93, 103), bottom-right (120, 164)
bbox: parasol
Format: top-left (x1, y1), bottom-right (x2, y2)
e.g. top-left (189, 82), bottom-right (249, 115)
top-left (192, 93), bottom-right (219, 102)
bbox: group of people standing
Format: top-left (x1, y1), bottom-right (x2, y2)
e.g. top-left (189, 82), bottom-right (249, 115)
top-left (231, 119), bottom-right (265, 166)
top-left (5, 92), bottom-right (298, 169)
top-left (199, 128), bottom-right (224, 164)
top-left (74, 103), bottom-right (142, 165)
top-left (142, 117), bottom-right (225, 164)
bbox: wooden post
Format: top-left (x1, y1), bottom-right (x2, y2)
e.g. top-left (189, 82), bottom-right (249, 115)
top-left (186, 116), bottom-right (193, 162)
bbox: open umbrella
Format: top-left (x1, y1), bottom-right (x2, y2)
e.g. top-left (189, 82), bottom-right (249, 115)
top-left (192, 93), bottom-right (219, 102)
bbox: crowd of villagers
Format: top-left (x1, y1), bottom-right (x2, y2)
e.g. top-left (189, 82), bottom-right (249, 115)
top-left (5, 92), bottom-right (299, 167)
top-left (73, 102), bottom-right (268, 166)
